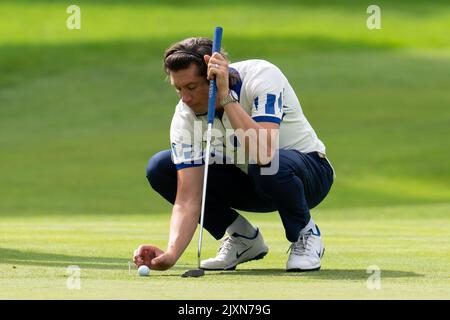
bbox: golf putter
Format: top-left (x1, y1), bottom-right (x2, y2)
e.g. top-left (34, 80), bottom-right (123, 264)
top-left (182, 26), bottom-right (223, 278)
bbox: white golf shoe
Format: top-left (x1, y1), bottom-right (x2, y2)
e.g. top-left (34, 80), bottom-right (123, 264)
top-left (286, 225), bottom-right (325, 272)
top-left (200, 228), bottom-right (268, 270)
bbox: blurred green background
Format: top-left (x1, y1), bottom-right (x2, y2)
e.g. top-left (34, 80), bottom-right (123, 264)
top-left (1, 0), bottom-right (449, 300)
top-left (1, 0), bottom-right (449, 215)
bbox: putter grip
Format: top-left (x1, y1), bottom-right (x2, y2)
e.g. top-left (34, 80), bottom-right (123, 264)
top-left (207, 27), bottom-right (223, 124)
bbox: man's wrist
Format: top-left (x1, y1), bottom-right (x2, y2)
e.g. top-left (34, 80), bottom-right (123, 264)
top-left (218, 90), bottom-right (229, 101)
top-left (223, 101), bottom-right (239, 110)
top-left (166, 247), bottom-right (180, 263)
top-left (219, 90), bottom-right (239, 108)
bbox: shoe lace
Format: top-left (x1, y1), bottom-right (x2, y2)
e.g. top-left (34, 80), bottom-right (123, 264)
top-left (287, 232), bottom-right (314, 256)
top-left (217, 235), bottom-right (241, 256)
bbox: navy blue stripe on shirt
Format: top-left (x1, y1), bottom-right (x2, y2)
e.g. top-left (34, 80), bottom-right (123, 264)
top-left (253, 116), bottom-right (281, 124)
top-left (265, 94), bottom-right (276, 115)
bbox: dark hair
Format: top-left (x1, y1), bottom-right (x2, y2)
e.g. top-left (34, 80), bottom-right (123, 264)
top-left (163, 37), bottom-right (239, 86)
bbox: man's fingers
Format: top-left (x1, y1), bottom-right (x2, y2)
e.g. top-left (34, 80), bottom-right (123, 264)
top-left (205, 53), bottom-right (228, 80)
top-left (207, 56), bottom-right (228, 80)
top-left (137, 244), bottom-right (149, 256)
top-left (211, 52), bottom-right (224, 61)
top-left (207, 67), bottom-right (217, 81)
top-left (134, 245), bottom-right (151, 267)
top-left (154, 247), bottom-right (164, 256)
top-left (137, 245), bottom-right (155, 257)
top-left (133, 251), bottom-right (143, 266)
top-left (133, 249), bottom-right (141, 265)
top-left (136, 245), bottom-right (163, 258)
top-left (133, 245), bottom-right (165, 268)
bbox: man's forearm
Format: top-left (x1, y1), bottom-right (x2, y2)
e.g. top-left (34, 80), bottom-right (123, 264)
top-left (223, 102), bottom-right (261, 132)
top-left (166, 201), bottom-right (201, 261)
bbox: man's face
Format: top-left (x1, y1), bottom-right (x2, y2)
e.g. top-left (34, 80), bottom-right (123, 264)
top-left (170, 64), bottom-right (209, 114)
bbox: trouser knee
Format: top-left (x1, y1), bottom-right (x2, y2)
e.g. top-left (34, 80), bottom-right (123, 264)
top-left (248, 162), bottom-right (290, 198)
top-left (146, 150), bottom-right (175, 194)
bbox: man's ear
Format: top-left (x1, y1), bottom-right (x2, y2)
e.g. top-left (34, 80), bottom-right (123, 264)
top-left (203, 55), bottom-right (211, 64)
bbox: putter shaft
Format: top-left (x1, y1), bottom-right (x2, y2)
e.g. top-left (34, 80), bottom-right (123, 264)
top-left (197, 124), bottom-right (213, 269)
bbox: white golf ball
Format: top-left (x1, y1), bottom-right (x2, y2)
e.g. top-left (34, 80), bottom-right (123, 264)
top-left (138, 265), bottom-right (150, 276)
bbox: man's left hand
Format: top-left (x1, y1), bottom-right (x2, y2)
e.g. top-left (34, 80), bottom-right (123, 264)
top-left (204, 53), bottom-right (229, 100)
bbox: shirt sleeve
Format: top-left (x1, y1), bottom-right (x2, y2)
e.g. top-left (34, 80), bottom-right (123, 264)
top-left (170, 105), bottom-right (204, 170)
top-left (245, 65), bottom-right (285, 124)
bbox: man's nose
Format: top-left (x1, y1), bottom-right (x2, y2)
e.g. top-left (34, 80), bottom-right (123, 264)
top-left (181, 92), bottom-right (192, 103)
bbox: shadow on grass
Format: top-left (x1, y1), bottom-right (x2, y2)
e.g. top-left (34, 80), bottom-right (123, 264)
top-left (0, 247), bottom-right (426, 279)
top-left (208, 268), bottom-right (423, 280)
top-left (0, 247), bottom-right (132, 271)
top-left (0, 247), bottom-right (198, 275)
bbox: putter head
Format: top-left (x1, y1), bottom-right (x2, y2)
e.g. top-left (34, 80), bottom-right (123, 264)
top-left (181, 268), bottom-right (205, 278)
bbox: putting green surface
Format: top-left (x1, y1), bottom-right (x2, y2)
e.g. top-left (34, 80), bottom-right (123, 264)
top-left (1, 0), bottom-right (449, 299)
top-left (0, 204), bottom-right (449, 299)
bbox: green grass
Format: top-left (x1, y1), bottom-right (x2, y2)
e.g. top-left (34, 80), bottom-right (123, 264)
top-left (0, 0), bottom-right (449, 299)
top-left (0, 204), bottom-right (449, 299)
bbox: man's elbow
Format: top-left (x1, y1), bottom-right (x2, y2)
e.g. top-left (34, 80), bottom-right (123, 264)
top-left (174, 197), bottom-right (202, 214)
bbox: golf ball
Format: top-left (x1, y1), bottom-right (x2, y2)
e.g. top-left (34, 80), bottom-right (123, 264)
top-left (138, 265), bottom-right (150, 276)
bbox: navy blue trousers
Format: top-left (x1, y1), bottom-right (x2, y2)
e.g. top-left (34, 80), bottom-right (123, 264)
top-left (146, 149), bottom-right (333, 242)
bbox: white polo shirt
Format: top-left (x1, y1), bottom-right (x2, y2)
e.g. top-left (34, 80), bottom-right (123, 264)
top-left (169, 59), bottom-right (326, 172)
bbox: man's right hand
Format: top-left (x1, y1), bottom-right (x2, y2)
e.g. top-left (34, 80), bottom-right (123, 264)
top-left (133, 245), bottom-right (177, 271)
top-left (133, 244), bottom-right (163, 267)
